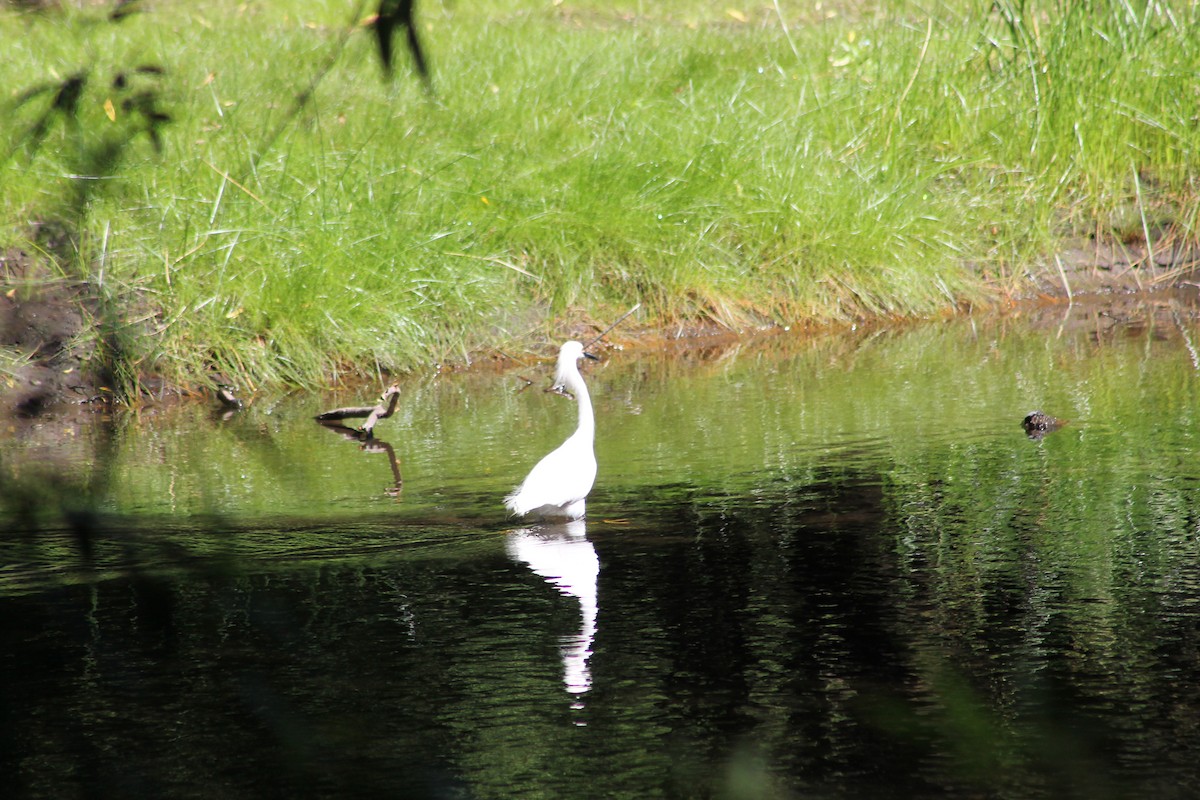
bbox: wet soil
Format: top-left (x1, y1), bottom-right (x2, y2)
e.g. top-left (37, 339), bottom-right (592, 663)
top-left (1, 248), bottom-right (106, 418)
top-left (2, 236), bottom-right (1198, 421)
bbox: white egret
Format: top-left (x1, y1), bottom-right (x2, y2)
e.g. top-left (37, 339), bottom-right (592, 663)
top-left (505, 341), bottom-right (598, 520)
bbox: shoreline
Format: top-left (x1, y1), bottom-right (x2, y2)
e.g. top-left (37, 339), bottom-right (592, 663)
top-left (3, 236), bottom-right (1198, 421)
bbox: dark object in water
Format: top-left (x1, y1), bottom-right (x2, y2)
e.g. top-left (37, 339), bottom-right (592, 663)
top-left (316, 384), bottom-right (401, 437)
top-left (212, 384), bottom-right (245, 421)
top-left (1023, 410), bottom-right (1065, 439)
top-left (215, 385), bottom-right (243, 410)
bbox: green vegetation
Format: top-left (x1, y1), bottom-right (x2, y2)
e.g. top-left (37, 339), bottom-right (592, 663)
top-left (3, 0), bottom-right (1198, 391)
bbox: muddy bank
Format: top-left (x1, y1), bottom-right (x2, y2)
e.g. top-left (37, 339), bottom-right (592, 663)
top-left (3, 236), bottom-right (1199, 420)
top-left (1, 248), bottom-right (107, 418)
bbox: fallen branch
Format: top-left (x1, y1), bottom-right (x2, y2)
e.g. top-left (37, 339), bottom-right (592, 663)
top-left (315, 383), bottom-right (401, 436)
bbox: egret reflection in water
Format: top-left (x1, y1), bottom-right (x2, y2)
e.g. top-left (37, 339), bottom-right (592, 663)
top-left (505, 520), bottom-right (598, 697)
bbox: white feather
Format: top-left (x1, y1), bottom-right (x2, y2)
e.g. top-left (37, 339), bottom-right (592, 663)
top-left (505, 341), bottom-right (597, 520)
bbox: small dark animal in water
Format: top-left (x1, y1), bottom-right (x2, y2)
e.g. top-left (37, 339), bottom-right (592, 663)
top-left (1022, 411), bottom-right (1065, 438)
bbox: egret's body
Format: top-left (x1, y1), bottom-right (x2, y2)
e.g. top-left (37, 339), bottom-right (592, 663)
top-left (505, 341), bottom-right (597, 520)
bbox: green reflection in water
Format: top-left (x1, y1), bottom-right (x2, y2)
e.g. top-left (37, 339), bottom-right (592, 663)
top-left (6, 297), bottom-right (1197, 533)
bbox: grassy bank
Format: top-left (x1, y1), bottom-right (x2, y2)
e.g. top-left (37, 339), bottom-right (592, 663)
top-left (3, 0), bottom-right (1198, 393)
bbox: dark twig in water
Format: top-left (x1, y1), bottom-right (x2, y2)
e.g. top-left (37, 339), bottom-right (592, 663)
top-left (316, 384), bottom-right (401, 437)
top-left (584, 302), bottom-right (641, 353)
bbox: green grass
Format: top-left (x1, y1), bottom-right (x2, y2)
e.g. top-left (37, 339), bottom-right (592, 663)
top-left (2, 0), bottom-right (1198, 392)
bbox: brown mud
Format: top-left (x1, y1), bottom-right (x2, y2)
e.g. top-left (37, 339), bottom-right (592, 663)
top-left (1, 248), bottom-right (107, 418)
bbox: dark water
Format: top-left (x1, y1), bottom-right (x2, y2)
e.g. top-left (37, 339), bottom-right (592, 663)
top-left (4, 297), bottom-right (1200, 798)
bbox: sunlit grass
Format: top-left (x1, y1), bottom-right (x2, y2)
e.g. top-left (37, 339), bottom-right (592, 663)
top-left (2, 0), bottom-right (1198, 390)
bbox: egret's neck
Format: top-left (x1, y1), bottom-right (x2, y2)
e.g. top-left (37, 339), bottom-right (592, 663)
top-left (569, 370), bottom-right (594, 441)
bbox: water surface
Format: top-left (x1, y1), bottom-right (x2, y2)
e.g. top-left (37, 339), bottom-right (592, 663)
top-left (3, 296), bottom-right (1200, 798)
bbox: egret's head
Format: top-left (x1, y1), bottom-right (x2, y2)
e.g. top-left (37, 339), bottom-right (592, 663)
top-left (552, 341), bottom-right (599, 394)
top-left (559, 340), bottom-right (586, 364)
